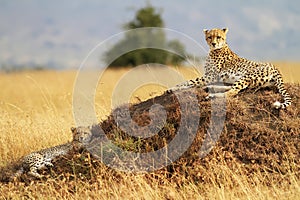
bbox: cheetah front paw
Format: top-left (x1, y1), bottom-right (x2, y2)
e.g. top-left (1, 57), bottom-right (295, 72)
top-left (166, 85), bottom-right (191, 93)
top-left (206, 93), bottom-right (226, 100)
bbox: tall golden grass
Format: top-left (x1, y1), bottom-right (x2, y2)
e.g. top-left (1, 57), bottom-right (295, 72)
top-left (0, 63), bottom-right (299, 199)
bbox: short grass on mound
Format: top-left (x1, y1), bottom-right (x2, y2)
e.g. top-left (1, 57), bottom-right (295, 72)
top-left (1, 84), bottom-right (299, 192)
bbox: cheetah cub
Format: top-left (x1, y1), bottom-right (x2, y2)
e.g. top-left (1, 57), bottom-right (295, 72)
top-left (10, 126), bottom-right (93, 180)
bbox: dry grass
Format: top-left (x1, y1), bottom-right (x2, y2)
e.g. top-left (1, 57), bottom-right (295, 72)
top-left (0, 63), bottom-right (300, 199)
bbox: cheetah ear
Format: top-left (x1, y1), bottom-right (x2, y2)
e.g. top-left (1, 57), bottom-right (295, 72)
top-left (222, 28), bottom-right (228, 34)
top-left (203, 29), bottom-right (209, 34)
top-left (71, 127), bottom-right (76, 133)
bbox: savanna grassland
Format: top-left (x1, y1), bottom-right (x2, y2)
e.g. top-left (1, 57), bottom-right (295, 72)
top-left (0, 62), bottom-right (300, 199)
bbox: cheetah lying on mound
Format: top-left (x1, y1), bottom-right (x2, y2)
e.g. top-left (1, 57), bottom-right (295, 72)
top-left (168, 28), bottom-right (291, 109)
top-left (10, 126), bottom-right (94, 180)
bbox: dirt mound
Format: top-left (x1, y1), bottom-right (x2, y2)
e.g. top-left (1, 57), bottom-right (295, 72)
top-left (1, 84), bottom-right (299, 184)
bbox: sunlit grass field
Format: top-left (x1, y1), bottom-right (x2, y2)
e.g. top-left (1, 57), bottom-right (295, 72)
top-left (0, 62), bottom-right (299, 199)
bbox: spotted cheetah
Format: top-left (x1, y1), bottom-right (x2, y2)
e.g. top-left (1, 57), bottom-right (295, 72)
top-left (168, 28), bottom-right (291, 109)
top-left (10, 126), bottom-right (93, 180)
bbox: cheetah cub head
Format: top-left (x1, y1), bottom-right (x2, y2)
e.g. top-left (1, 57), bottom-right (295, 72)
top-left (204, 28), bottom-right (228, 50)
top-left (71, 126), bottom-right (93, 150)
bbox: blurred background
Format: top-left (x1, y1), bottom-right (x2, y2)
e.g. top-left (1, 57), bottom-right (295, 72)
top-left (0, 0), bottom-right (299, 71)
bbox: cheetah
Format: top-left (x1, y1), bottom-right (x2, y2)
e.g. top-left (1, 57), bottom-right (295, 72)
top-left (10, 126), bottom-right (93, 180)
top-left (168, 28), bottom-right (291, 109)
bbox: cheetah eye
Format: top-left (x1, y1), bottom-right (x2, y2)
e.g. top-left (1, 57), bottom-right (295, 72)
top-left (207, 36), bottom-right (212, 39)
top-left (217, 36), bottom-right (221, 39)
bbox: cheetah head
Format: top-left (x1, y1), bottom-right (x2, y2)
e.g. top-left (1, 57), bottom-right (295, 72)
top-left (71, 124), bottom-right (104, 150)
top-left (71, 126), bottom-right (93, 150)
top-left (203, 28), bottom-right (228, 50)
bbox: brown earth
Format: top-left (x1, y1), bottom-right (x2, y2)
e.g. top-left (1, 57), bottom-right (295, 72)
top-left (1, 84), bottom-right (299, 186)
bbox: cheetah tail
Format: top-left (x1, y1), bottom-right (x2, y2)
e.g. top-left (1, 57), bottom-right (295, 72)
top-left (273, 78), bottom-right (292, 109)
